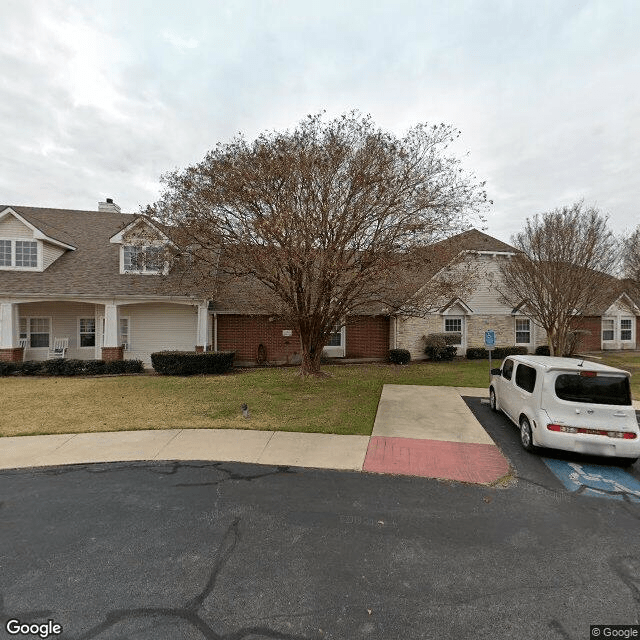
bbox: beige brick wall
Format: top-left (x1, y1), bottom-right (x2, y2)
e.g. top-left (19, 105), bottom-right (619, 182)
top-left (395, 313), bottom-right (549, 357)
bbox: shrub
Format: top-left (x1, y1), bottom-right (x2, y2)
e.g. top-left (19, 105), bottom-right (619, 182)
top-left (20, 360), bottom-right (43, 375)
top-left (104, 359), bottom-right (145, 374)
top-left (466, 346), bottom-right (530, 360)
top-left (388, 349), bottom-right (411, 365)
top-left (84, 359), bottom-right (108, 375)
top-left (0, 361), bottom-right (18, 376)
top-left (565, 330), bottom-right (591, 356)
top-left (424, 334), bottom-right (458, 361)
top-left (491, 346), bottom-right (529, 359)
top-left (151, 351), bottom-right (235, 375)
top-left (466, 347), bottom-right (489, 360)
top-left (535, 345), bottom-right (550, 356)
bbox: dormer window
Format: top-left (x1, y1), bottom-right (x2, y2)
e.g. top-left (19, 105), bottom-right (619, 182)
top-left (122, 245), bottom-right (164, 274)
top-left (0, 239), bottom-right (39, 269)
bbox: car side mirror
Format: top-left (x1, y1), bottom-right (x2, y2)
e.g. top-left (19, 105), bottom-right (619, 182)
top-left (490, 368), bottom-right (501, 376)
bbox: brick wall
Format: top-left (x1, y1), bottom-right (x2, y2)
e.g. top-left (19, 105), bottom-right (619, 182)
top-left (216, 314), bottom-right (391, 363)
top-left (216, 315), bottom-right (301, 364)
top-left (101, 346), bottom-right (124, 361)
top-left (0, 347), bottom-right (23, 362)
top-left (345, 316), bottom-right (390, 358)
top-left (569, 317), bottom-right (601, 351)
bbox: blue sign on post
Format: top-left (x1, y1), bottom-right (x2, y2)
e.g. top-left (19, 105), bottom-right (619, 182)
top-left (484, 330), bottom-right (495, 348)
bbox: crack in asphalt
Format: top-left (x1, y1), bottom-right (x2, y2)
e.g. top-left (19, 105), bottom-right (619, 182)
top-left (60, 518), bottom-right (312, 640)
top-left (174, 464), bottom-right (295, 488)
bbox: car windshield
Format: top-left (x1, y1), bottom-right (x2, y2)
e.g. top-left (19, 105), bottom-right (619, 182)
top-left (554, 373), bottom-right (632, 406)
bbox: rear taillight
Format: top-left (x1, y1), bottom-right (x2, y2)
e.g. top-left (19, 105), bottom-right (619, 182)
top-left (546, 424), bottom-right (637, 439)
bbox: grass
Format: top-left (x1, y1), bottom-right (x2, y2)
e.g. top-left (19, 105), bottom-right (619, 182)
top-left (2, 353), bottom-right (638, 439)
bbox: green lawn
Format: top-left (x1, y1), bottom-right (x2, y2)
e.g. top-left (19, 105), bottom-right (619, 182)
top-left (2, 354), bottom-right (638, 438)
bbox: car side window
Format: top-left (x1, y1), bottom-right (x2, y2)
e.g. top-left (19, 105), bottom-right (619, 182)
top-left (502, 359), bottom-right (514, 381)
top-left (515, 363), bottom-right (537, 393)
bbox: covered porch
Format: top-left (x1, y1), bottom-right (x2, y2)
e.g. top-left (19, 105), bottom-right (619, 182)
top-left (0, 298), bottom-right (212, 366)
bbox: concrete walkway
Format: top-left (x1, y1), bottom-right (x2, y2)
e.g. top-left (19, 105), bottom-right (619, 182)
top-left (0, 385), bottom-right (508, 484)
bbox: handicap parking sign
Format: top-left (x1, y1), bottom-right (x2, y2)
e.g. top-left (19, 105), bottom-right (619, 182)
top-left (484, 330), bottom-right (495, 348)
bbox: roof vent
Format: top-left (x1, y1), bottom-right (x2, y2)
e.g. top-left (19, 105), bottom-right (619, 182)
top-left (98, 198), bottom-right (121, 213)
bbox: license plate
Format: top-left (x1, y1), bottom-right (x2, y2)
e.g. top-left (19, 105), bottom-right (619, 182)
top-left (573, 442), bottom-right (616, 456)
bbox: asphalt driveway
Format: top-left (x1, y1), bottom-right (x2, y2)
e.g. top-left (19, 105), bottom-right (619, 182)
top-left (2, 459), bottom-right (640, 639)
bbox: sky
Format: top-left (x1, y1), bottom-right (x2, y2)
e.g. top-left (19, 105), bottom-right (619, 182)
top-left (1, 0), bottom-right (638, 243)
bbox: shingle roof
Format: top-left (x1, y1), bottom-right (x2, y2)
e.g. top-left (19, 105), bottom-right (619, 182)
top-left (0, 205), bottom-right (198, 298)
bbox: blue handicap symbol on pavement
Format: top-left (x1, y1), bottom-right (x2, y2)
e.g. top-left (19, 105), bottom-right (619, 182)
top-left (542, 458), bottom-right (640, 502)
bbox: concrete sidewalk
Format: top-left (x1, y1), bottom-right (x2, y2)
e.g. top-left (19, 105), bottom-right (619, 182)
top-left (0, 384), bottom-right (507, 484)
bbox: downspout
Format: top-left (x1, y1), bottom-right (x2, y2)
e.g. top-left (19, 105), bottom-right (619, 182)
top-left (214, 313), bottom-right (218, 352)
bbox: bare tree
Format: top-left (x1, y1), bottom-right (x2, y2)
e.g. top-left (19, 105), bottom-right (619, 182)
top-left (147, 112), bottom-right (489, 375)
top-left (497, 202), bottom-right (619, 357)
top-left (621, 226), bottom-right (640, 298)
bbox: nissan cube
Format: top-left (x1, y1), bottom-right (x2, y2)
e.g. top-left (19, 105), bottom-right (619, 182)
top-left (489, 356), bottom-right (640, 464)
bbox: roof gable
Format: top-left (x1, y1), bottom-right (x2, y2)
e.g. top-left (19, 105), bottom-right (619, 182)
top-left (0, 207), bottom-right (76, 250)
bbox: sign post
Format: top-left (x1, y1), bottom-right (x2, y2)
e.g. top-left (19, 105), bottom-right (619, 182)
top-left (484, 330), bottom-right (496, 380)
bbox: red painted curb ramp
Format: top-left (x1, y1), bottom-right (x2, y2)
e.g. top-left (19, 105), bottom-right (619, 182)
top-left (363, 436), bottom-right (509, 485)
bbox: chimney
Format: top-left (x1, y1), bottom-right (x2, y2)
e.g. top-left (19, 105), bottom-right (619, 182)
top-left (98, 197), bottom-right (121, 213)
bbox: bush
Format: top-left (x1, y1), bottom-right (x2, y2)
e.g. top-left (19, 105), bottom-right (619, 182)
top-left (424, 334), bottom-right (458, 361)
top-left (0, 361), bottom-right (18, 376)
top-left (466, 346), bottom-right (530, 360)
top-left (104, 359), bottom-right (145, 374)
top-left (491, 346), bottom-right (529, 359)
top-left (388, 349), bottom-right (411, 365)
top-left (565, 330), bottom-right (591, 356)
top-left (466, 347), bottom-right (489, 360)
top-left (20, 360), bottom-right (43, 375)
top-left (84, 359), bottom-right (108, 375)
top-left (151, 351), bottom-right (235, 375)
top-left (535, 345), bottom-right (550, 356)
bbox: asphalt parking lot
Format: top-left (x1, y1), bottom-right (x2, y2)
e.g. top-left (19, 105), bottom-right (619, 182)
top-left (462, 396), bottom-right (640, 499)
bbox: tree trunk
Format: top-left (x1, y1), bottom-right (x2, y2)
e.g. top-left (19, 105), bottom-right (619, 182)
top-left (298, 327), bottom-right (326, 376)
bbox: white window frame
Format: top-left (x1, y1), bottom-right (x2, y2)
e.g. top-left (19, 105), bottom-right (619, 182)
top-left (20, 316), bottom-right (51, 349)
top-left (0, 238), bottom-right (41, 271)
top-left (98, 316), bottom-right (130, 349)
top-left (120, 317), bottom-right (130, 350)
top-left (620, 317), bottom-right (634, 342)
top-left (602, 317), bottom-right (615, 342)
top-left (78, 318), bottom-right (97, 349)
top-left (443, 316), bottom-right (463, 346)
top-left (120, 245), bottom-right (166, 275)
top-left (515, 318), bottom-right (531, 345)
top-left (323, 324), bottom-right (346, 358)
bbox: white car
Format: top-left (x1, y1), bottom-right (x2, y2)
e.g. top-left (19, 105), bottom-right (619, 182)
top-left (489, 355), bottom-right (640, 464)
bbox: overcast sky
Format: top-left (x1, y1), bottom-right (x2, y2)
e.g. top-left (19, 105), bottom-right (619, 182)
top-left (1, 0), bottom-right (638, 243)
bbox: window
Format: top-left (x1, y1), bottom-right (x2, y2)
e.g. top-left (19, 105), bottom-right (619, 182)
top-left (555, 374), bottom-right (631, 406)
top-left (15, 241), bottom-right (38, 267)
top-left (327, 324), bottom-right (343, 347)
top-left (0, 240), bottom-right (11, 266)
top-left (120, 318), bottom-right (129, 349)
top-left (621, 319), bottom-right (633, 341)
top-left (28, 318), bottom-right (50, 348)
top-left (444, 316), bottom-right (463, 345)
top-left (0, 239), bottom-right (38, 268)
top-left (502, 358), bottom-right (514, 381)
top-left (515, 319), bottom-right (531, 344)
top-left (99, 316), bottom-right (129, 347)
top-left (79, 318), bottom-right (96, 347)
top-left (123, 245), bottom-right (163, 273)
top-left (602, 319), bottom-right (614, 341)
top-left (515, 363), bottom-right (537, 393)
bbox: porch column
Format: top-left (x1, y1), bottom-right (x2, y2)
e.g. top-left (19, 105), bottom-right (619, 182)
top-left (196, 302), bottom-right (210, 352)
top-left (0, 303), bottom-right (23, 362)
top-left (101, 303), bottom-right (123, 361)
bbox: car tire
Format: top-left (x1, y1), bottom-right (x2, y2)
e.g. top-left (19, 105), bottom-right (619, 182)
top-left (615, 457), bottom-right (638, 467)
top-left (489, 388), bottom-right (498, 412)
top-left (519, 416), bottom-right (536, 452)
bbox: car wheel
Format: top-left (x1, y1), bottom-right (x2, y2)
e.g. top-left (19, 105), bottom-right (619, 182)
top-left (489, 388), bottom-right (497, 412)
top-left (519, 416), bottom-right (535, 452)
